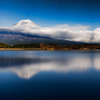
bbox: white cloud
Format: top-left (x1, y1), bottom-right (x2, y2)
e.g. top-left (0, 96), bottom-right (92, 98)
top-left (0, 20), bottom-right (100, 43)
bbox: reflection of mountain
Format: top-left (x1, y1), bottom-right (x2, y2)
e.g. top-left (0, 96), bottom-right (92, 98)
top-left (0, 55), bottom-right (100, 79)
top-left (0, 55), bottom-right (95, 79)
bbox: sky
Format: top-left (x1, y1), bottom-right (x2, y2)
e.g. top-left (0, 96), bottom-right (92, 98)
top-left (0, 0), bottom-right (100, 30)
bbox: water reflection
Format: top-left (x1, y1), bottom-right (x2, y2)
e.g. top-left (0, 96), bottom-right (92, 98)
top-left (0, 52), bottom-right (100, 79)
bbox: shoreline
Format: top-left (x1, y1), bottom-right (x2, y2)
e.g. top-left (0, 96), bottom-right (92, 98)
top-left (0, 48), bottom-right (99, 51)
top-left (0, 48), bottom-right (45, 51)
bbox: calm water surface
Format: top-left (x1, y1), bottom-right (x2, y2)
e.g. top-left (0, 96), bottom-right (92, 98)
top-left (0, 50), bottom-right (100, 100)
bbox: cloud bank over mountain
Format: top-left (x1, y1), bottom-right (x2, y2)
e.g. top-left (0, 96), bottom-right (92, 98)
top-left (0, 19), bottom-right (100, 43)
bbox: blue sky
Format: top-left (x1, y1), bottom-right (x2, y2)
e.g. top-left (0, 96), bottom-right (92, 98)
top-left (0, 0), bottom-right (100, 30)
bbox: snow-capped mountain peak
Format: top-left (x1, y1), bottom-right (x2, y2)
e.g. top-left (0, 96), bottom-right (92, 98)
top-left (11, 19), bottom-right (40, 28)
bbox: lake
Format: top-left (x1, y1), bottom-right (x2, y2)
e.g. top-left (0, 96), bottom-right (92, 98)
top-left (0, 50), bottom-right (100, 100)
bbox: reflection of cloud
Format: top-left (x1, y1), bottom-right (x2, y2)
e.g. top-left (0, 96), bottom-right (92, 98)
top-left (1, 54), bottom-right (100, 79)
top-left (93, 57), bottom-right (100, 70)
top-left (0, 56), bottom-right (92, 79)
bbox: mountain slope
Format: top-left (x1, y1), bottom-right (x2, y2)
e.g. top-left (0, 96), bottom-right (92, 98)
top-left (0, 19), bottom-right (84, 45)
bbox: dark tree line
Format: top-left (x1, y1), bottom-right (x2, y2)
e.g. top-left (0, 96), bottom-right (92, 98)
top-left (0, 43), bottom-right (100, 50)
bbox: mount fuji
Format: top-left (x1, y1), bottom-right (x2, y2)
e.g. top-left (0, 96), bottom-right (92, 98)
top-left (12, 19), bottom-right (40, 28)
top-left (0, 19), bottom-right (83, 45)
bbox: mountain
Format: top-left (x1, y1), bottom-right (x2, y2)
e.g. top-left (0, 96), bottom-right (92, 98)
top-left (0, 19), bottom-right (84, 45)
top-left (11, 19), bottom-right (40, 28)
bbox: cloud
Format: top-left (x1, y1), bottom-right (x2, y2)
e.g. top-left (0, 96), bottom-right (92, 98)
top-left (93, 28), bottom-right (100, 42)
top-left (0, 23), bottom-right (100, 43)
